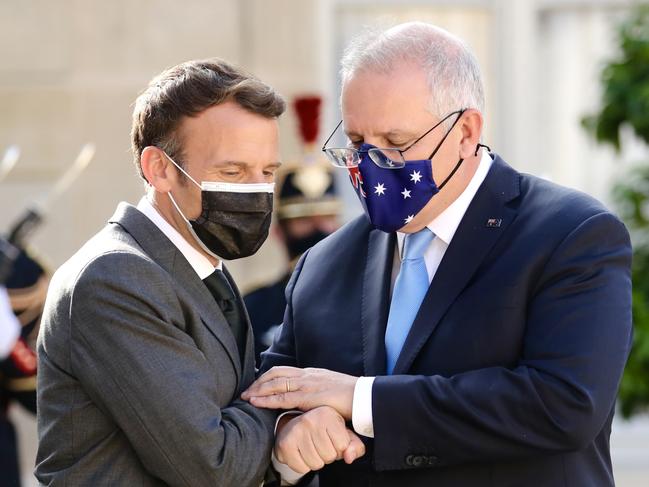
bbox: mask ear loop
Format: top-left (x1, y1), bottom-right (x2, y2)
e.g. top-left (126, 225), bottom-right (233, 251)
top-left (161, 151), bottom-right (202, 189)
top-left (438, 144), bottom-right (492, 191)
top-left (437, 158), bottom-right (464, 190)
top-left (153, 150), bottom-right (199, 222)
top-left (474, 143), bottom-right (491, 156)
top-left (167, 184), bottom-right (221, 261)
top-left (159, 150), bottom-right (220, 259)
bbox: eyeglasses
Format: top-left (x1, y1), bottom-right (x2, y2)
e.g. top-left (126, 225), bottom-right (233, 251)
top-left (321, 109), bottom-right (465, 169)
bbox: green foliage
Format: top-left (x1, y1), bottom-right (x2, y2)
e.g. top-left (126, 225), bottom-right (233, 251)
top-left (584, 5), bottom-right (649, 417)
top-left (582, 5), bottom-right (649, 149)
top-left (612, 169), bottom-right (649, 417)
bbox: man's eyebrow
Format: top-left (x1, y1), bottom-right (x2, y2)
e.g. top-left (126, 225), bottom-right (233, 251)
top-left (345, 129), bottom-right (415, 139)
top-left (216, 160), bottom-right (283, 168)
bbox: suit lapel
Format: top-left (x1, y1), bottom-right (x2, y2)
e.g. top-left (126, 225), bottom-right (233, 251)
top-left (393, 156), bottom-right (521, 374)
top-left (360, 228), bottom-right (395, 376)
top-left (108, 203), bottom-right (243, 388)
top-left (172, 257), bottom-right (243, 389)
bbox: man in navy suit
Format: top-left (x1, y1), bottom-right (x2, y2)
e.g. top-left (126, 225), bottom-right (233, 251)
top-left (243, 22), bottom-right (632, 486)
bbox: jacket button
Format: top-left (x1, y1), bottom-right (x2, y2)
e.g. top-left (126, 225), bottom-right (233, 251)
top-left (405, 454), bottom-right (439, 468)
top-left (405, 455), bottom-right (424, 467)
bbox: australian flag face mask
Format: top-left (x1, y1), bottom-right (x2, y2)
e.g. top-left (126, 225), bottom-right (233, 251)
top-left (348, 113), bottom-right (466, 233)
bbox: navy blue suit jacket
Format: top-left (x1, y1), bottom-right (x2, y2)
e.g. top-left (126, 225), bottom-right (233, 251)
top-left (260, 155), bottom-right (632, 487)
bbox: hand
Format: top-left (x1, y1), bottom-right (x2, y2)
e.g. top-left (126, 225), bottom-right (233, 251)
top-left (274, 406), bottom-right (366, 474)
top-left (242, 366), bottom-right (358, 420)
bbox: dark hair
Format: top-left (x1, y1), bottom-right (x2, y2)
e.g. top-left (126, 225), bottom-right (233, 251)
top-left (131, 58), bottom-right (286, 180)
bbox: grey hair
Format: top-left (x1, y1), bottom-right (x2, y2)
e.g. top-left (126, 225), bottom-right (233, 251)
top-left (340, 22), bottom-right (485, 122)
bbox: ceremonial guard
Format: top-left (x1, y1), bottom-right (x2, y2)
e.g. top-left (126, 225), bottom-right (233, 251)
top-left (0, 234), bottom-right (47, 487)
top-left (0, 144), bottom-right (88, 486)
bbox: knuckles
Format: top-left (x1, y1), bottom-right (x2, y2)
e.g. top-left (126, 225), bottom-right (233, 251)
top-left (322, 451), bottom-right (338, 464)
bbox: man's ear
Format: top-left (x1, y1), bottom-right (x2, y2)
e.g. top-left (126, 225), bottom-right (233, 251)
top-left (458, 110), bottom-right (483, 159)
top-left (141, 146), bottom-right (173, 193)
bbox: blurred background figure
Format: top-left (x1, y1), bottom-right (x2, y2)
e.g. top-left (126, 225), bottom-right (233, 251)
top-left (245, 96), bottom-right (342, 364)
top-left (1, 144), bottom-right (42, 487)
top-left (0, 232), bottom-right (46, 487)
top-left (0, 235), bottom-right (25, 487)
top-left (0, 142), bottom-right (91, 487)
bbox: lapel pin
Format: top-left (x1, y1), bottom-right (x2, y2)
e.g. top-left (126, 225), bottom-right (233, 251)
top-left (486, 218), bottom-right (502, 228)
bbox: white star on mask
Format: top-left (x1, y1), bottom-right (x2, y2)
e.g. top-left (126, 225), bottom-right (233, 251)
top-left (410, 170), bottom-right (422, 184)
top-left (404, 215), bottom-right (414, 224)
top-left (374, 183), bottom-right (386, 196)
top-left (401, 188), bottom-right (412, 199)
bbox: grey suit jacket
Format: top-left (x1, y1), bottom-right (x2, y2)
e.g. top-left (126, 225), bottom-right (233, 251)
top-left (35, 202), bottom-right (276, 486)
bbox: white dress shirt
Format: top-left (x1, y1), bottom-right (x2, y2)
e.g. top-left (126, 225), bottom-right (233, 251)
top-left (352, 149), bottom-right (493, 438)
top-left (136, 196), bottom-right (220, 278)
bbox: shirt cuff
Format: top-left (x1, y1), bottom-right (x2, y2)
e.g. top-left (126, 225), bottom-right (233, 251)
top-left (352, 376), bottom-right (376, 438)
top-left (272, 411), bottom-right (306, 486)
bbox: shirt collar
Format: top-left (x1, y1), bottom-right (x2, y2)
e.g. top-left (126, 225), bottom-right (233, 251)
top-left (136, 196), bottom-right (221, 279)
top-left (397, 149), bottom-right (493, 252)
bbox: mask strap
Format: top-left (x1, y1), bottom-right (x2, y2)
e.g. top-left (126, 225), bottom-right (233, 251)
top-left (167, 191), bottom-right (221, 260)
top-left (438, 143), bottom-right (491, 190)
top-left (474, 143), bottom-right (491, 156)
top-left (426, 109), bottom-right (465, 161)
top-left (162, 151), bottom-right (202, 189)
top-left (438, 159), bottom-right (464, 190)
top-left (167, 191), bottom-right (191, 225)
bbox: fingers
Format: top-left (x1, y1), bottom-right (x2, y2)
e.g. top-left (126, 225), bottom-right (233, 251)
top-left (275, 415), bottom-right (310, 474)
top-left (248, 391), bottom-right (304, 410)
top-left (315, 415), bottom-right (347, 464)
top-left (343, 430), bottom-right (366, 464)
top-left (248, 376), bottom-right (302, 398)
top-left (324, 415), bottom-right (352, 457)
top-left (302, 442), bottom-right (328, 471)
top-left (242, 366), bottom-right (303, 400)
top-left (275, 443), bottom-right (310, 474)
top-left (274, 406), bottom-right (352, 474)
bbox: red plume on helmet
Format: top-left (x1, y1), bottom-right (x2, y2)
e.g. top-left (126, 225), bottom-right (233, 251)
top-left (276, 95), bottom-right (341, 221)
top-left (293, 96), bottom-right (322, 147)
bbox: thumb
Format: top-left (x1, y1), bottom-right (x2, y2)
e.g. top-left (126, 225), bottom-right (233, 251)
top-left (343, 430), bottom-right (366, 464)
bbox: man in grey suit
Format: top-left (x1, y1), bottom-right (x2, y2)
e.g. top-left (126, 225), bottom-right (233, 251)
top-left (35, 59), bottom-right (291, 486)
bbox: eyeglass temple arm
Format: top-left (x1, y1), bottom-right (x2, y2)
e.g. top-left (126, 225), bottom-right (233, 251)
top-left (424, 110), bottom-right (467, 160)
top-left (401, 109), bottom-right (465, 155)
top-left (321, 120), bottom-right (344, 151)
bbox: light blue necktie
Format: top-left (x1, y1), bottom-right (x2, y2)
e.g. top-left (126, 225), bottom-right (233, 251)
top-left (385, 228), bottom-right (434, 374)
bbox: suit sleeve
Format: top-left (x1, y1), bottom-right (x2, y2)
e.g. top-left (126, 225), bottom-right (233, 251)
top-left (371, 211), bottom-right (633, 470)
top-left (68, 252), bottom-right (275, 487)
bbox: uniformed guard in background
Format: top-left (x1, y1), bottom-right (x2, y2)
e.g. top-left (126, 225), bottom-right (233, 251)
top-left (0, 143), bottom-right (91, 487)
top-left (244, 96), bottom-right (342, 365)
top-left (0, 232), bottom-right (46, 487)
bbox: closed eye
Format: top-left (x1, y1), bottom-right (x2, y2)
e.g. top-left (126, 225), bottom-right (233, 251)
top-left (386, 139), bottom-right (410, 149)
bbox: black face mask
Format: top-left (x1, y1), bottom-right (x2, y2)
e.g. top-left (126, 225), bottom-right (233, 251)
top-left (284, 228), bottom-right (331, 260)
top-left (164, 152), bottom-right (274, 260)
top-left (191, 186), bottom-right (273, 260)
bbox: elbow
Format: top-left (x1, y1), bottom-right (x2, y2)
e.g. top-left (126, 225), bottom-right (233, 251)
top-left (550, 395), bottom-right (608, 452)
